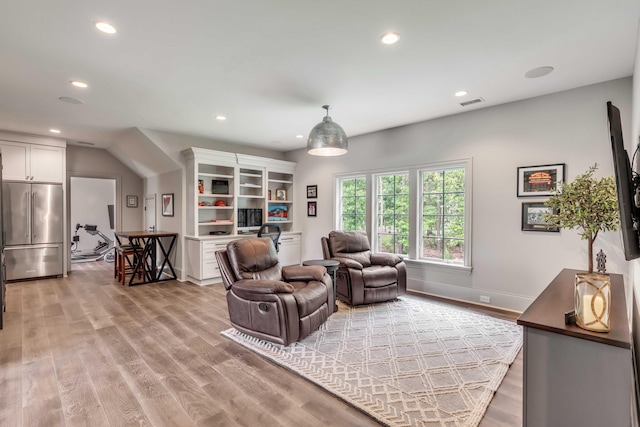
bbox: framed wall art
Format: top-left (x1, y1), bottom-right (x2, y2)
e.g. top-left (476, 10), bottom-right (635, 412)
top-left (162, 193), bottom-right (174, 217)
top-left (307, 201), bottom-right (317, 217)
top-left (517, 163), bottom-right (565, 197)
top-left (307, 185), bottom-right (317, 199)
top-left (126, 195), bottom-right (138, 208)
top-left (521, 202), bottom-right (559, 232)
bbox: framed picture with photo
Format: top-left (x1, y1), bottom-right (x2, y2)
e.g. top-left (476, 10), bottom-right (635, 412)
top-left (162, 193), bottom-right (174, 217)
top-left (521, 202), bottom-right (559, 232)
top-left (276, 188), bottom-right (287, 201)
top-left (307, 201), bottom-right (317, 217)
top-left (517, 163), bottom-right (565, 197)
top-left (307, 185), bottom-right (317, 199)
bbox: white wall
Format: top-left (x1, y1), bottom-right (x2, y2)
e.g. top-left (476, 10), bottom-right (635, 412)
top-left (144, 169), bottom-right (183, 277)
top-left (287, 77), bottom-right (633, 312)
top-left (70, 177), bottom-right (115, 251)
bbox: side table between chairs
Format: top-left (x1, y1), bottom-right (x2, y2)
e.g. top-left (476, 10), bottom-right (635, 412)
top-left (302, 259), bottom-right (339, 312)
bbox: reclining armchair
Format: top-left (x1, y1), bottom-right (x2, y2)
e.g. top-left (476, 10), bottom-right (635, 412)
top-left (216, 237), bottom-right (334, 346)
top-left (321, 230), bottom-right (406, 306)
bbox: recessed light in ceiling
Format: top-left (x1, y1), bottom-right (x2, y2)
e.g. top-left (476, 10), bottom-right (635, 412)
top-left (380, 32), bottom-right (400, 45)
top-left (215, 115), bottom-right (227, 121)
top-left (454, 90), bottom-right (468, 97)
top-left (49, 129), bottom-right (61, 134)
top-left (296, 135), bottom-right (304, 139)
top-left (58, 96), bottom-right (85, 105)
top-left (70, 80), bottom-right (88, 88)
top-left (76, 141), bottom-right (95, 146)
top-left (524, 66), bottom-right (554, 79)
top-left (94, 21), bottom-right (117, 34)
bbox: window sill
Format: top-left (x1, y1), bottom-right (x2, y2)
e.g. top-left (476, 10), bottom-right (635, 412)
top-left (404, 259), bottom-right (473, 276)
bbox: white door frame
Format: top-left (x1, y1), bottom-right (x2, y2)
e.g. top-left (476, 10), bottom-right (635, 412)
top-left (144, 194), bottom-right (157, 232)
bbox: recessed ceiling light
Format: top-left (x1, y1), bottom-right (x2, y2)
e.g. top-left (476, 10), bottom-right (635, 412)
top-left (296, 135), bottom-right (304, 139)
top-left (58, 96), bottom-right (85, 105)
top-left (215, 115), bottom-right (227, 121)
top-left (94, 21), bottom-right (117, 34)
top-left (380, 32), bottom-right (400, 45)
top-left (70, 80), bottom-right (88, 89)
top-left (524, 66), bottom-right (554, 79)
top-left (454, 90), bottom-right (468, 97)
top-left (49, 129), bottom-right (61, 134)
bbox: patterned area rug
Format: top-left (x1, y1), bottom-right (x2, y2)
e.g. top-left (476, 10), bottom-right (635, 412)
top-left (221, 297), bottom-right (522, 427)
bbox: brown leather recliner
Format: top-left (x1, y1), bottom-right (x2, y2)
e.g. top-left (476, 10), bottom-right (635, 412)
top-left (321, 230), bottom-right (406, 306)
top-left (216, 237), bottom-right (334, 346)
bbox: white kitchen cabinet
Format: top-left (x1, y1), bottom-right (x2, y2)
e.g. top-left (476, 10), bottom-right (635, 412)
top-left (0, 140), bottom-right (65, 182)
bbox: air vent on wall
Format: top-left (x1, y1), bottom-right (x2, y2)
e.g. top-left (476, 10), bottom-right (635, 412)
top-left (460, 97), bottom-right (485, 107)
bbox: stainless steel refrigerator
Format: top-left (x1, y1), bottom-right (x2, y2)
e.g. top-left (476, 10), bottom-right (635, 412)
top-left (0, 152), bottom-right (5, 328)
top-left (2, 182), bottom-right (63, 281)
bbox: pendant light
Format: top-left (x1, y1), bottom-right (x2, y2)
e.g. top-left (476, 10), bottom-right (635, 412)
top-left (307, 105), bottom-right (348, 156)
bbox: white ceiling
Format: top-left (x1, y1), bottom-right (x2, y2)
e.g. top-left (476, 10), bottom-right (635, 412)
top-left (0, 1), bottom-right (639, 152)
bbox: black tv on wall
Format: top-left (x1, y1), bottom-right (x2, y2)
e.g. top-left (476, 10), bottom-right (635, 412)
top-left (608, 101), bottom-right (640, 260)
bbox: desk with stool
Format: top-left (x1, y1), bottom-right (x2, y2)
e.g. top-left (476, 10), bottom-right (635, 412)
top-left (114, 230), bottom-right (178, 286)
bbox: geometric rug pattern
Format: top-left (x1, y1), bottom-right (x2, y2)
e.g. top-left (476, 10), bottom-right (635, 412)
top-left (222, 297), bottom-right (522, 426)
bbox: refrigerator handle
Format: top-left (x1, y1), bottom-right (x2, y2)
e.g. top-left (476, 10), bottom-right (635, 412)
top-left (32, 192), bottom-right (36, 239)
top-left (25, 192), bottom-right (30, 238)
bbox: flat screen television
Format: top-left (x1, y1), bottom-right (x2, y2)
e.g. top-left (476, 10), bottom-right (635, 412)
top-left (608, 101), bottom-right (640, 260)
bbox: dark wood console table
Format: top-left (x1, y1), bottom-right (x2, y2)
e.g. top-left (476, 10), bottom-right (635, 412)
top-left (517, 269), bottom-right (631, 426)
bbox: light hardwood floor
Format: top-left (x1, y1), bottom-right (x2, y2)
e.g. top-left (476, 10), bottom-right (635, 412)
top-left (0, 261), bottom-right (522, 426)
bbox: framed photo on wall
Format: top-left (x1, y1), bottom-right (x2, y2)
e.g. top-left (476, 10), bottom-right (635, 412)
top-left (162, 193), bottom-right (174, 217)
top-left (307, 185), bottom-right (317, 199)
top-left (126, 195), bottom-right (138, 208)
top-left (521, 202), bottom-right (559, 232)
top-left (307, 201), bottom-right (317, 217)
top-left (517, 163), bottom-right (565, 197)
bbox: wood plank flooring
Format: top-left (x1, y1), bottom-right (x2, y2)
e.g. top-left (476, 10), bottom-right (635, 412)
top-left (0, 261), bottom-right (522, 426)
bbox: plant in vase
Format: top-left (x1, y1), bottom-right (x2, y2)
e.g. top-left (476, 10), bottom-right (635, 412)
top-left (544, 164), bottom-right (619, 332)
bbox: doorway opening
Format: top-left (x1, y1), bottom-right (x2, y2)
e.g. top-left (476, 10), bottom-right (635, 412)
top-left (70, 177), bottom-right (116, 268)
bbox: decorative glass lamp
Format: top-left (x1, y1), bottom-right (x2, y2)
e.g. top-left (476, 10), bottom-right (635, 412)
top-left (307, 105), bottom-right (348, 156)
top-left (574, 273), bottom-right (611, 332)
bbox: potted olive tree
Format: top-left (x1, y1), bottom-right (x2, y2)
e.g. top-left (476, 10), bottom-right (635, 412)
top-left (544, 164), bottom-right (619, 273)
top-left (543, 164), bottom-right (619, 332)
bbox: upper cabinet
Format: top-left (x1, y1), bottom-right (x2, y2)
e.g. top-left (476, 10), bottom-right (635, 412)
top-left (183, 148), bottom-right (296, 237)
top-left (0, 140), bottom-right (65, 183)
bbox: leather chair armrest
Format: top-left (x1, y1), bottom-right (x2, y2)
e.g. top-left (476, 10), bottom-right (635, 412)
top-left (371, 252), bottom-right (403, 266)
top-left (282, 265), bottom-right (325, 282)
top-left (232, 279), bottom-right (294, 295)
top-left (331, 257), bottom-right (363, 270)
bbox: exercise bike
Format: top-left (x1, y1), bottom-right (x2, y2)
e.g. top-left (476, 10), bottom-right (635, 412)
top-left (71, 223), bottom-right (115, 263)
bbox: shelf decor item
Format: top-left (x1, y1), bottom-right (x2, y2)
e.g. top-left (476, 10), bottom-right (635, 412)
top-left (543, 164), bottom-right (618, 333)
top-left (276, 188), bottom-right (287, 201)
top-left (268, 205), bottom-right (288, 221)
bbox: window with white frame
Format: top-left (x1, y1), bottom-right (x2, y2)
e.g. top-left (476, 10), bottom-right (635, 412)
top-left (420, 166), bottom-right (466, 264)
top-left (334, 159), bottom-right (471, 269)
top-left (375, 173), bottom-right (409, 255)
top-left (337, 176), bottom-right (366, 231)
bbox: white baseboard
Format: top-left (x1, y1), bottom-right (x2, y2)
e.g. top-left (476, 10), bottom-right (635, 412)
top-left (407, 277), bottom-right (533, 313)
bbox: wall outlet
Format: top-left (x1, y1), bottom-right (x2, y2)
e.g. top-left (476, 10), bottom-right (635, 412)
top-left (480, 296), bottom-right (491, 304)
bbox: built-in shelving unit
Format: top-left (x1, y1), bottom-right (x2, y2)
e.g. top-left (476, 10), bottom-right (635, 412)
top-left (182, 148), bottom-right (300, 285)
